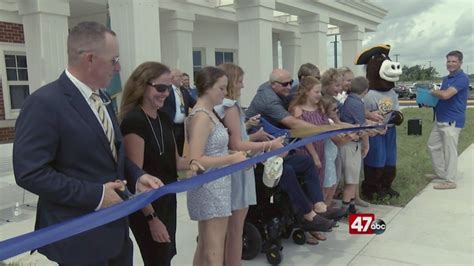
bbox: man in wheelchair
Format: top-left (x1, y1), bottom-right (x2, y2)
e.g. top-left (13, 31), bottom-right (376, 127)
top-left (246, 69), bottom-right (347, 231)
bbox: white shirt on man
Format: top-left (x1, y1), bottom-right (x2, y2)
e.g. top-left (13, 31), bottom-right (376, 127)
top-left (172, 84), bottom-right (186, 124)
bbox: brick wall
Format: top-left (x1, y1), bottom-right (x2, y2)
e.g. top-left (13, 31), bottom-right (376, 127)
top-left (0, 127), bottom-right (14, 142)
top-left (0, 22), bottom-right (24, 141)
top-left (0, 80), bottom-right (15, 142)
top-left (0, 80), bottom-right (4, 120)
top-left (0, 21), bottom-right (25, 43)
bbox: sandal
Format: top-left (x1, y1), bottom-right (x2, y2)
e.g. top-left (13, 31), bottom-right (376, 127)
top-left (309, 231), bottom-right (326, 241)
top-left (306, 234), bottom-right (319, 245)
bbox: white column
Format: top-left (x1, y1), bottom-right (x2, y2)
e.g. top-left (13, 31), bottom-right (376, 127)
top-left (18, 0), bottom-right (69, 92)
top-left (108, 0), bottom-right (161, 87)
top-left (340, 25), bottom-right (364, 76)
top-left (298, 14), bottom-right (329, 72)
top-left (272, 32), bottom-right (279, 69)
top-left (205, 47), bottom-right (215, 69)
top-left (235, 0), bottom-right (275, 107)
top-left (161, 11), bottom-right (195, 80)
top-left (280, 32), bottom-right (301, 79)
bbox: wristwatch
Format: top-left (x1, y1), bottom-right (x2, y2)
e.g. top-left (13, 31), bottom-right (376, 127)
top-left (145, 212), bottom-right (157, 221)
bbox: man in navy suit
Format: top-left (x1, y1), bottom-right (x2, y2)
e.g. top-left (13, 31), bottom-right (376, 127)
top-left (13, 21), bottom-right (163, 266)
top-left (161, 69), bottom-right (196, 155)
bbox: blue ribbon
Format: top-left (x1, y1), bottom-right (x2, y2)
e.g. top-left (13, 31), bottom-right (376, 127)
top-left (0, 125), bottom-right (379, 260)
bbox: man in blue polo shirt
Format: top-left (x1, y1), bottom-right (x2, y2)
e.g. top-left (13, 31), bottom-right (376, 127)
top-left (427, 50), bottom-right (469, 190)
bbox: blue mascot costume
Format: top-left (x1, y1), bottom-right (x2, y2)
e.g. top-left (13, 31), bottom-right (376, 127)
top-left (355, 44), bottom-right (404, 200)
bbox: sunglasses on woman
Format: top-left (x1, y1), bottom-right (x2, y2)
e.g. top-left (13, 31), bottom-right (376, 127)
top-left (147, 82), bottom-right (170, 93)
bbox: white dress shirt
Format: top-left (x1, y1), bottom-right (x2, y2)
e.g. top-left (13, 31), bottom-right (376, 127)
top-left (172, 84), bottom-right (186, 124)
top-left (65, 69), bottom-right (109, 211)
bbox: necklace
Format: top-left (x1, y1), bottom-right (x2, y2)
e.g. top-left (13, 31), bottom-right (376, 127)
top-left (142, 108), bottom-right (165, 156)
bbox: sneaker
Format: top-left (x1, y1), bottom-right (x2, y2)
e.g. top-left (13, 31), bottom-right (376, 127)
top-left (376, 190), bottom-right (389, 199)
top-left (317, 207), bottom-right (346, 221)
top-left (301, 215), bottom-right (335, 232)
top-left (385, 188), bottom-right (400, 198)
top-left (355, 198), bottom-right (369, 207)
top-left (343, 205), bottom-right (358, 218)
top-left (433, 181), bottom-right (457, 190)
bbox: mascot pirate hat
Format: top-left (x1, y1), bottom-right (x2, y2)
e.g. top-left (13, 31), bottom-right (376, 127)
top-left (354, 44), bottom-right (392, 65)
top-left (354, 44), bottom-right (401, 91)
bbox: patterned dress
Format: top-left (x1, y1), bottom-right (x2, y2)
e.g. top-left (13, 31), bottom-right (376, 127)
top-left (186, 108), bottom-right (232, 221)
top-left (295, 109), bottom-right (329, 186)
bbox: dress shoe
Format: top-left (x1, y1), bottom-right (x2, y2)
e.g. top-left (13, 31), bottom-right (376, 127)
top-left (301, 215), bottom-right (335, 232)
top-left (317, 207), bottom-right (346, 221)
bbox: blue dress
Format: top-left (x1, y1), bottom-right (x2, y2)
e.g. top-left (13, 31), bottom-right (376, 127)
top-left (323, 138), bottom-right (338, 188)
top-left (215, 98), bottom-right (257, 210)
top-left (186, 108), bottom-right (232, 221)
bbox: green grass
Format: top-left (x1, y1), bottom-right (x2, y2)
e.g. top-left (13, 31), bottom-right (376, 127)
top-left (0, 262), bottom-right (20, 266)
top-left (371, 107), bottom-right (473, 206)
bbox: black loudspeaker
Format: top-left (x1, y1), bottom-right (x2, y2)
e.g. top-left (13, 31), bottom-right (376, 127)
top-left (408, 119), bottom-right (422, 135)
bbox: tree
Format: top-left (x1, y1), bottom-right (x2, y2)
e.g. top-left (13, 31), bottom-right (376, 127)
top-left (399, 64), bottom-right (438, 81)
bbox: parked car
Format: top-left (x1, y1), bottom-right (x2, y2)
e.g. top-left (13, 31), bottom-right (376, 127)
top-left (394, 85), bottom-right (410, 98)
top-left (408, 86), bottom-right (416, 99)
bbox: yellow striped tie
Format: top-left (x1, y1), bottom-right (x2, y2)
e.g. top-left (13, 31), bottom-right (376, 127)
top-left (91, 93), bottom-right (117, 161)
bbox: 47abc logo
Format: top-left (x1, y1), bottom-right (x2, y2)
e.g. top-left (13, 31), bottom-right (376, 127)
top-left (348, 214), bottom-right (386, 235)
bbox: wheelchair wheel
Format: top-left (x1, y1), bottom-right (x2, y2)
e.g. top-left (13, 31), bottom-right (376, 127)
top-left (242, 222), bottom-right (262, 260)
top-left (292, 229), bottom-right (306, 245)
top-left (266, 248), bottom-right (283, 265)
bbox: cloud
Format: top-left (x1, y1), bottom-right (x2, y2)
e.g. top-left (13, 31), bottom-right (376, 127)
top-left (372, 0), bottom-right (440, 19)
top-left (363, 0), bottom-right (474, 76)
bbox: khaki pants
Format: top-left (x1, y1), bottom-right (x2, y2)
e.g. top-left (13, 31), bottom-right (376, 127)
top-left (427, 121), bottom-right (461, 182)
top-left (339, 141), bottom-right (362, 185)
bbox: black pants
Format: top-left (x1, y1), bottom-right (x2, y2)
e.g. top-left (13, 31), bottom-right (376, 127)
top-left (173, 123), bottom-right (185, 156)
top-left (58, 237), bottom-right (133, 266)
top-left (129, 195), bottom-right (177, 266)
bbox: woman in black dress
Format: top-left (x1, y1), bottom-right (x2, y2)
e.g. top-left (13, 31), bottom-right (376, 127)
top-left (119, 62), bottom-right (190, 266)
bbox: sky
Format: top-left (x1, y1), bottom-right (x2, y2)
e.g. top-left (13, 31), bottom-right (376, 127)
top-left (362, 0), bottom-right (474, 77)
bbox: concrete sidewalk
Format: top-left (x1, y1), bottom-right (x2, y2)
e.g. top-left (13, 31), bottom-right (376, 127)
top-left (1, 144), bottom-right (473, 265)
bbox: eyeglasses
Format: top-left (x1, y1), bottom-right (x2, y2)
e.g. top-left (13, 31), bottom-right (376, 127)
top-left (147, 82), bottom-right (170, 93)
top-left (273, 79), bottom-right (293, 87)
top-left (78, 49), bottom-right (120, 66)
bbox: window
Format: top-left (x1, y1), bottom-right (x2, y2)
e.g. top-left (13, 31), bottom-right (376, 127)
top-left (215, 50), bottom-right (234, 65)
top-left (4, 54), bottom-right (29, 109)
top-left (193, 49), bottom-right (204, 76)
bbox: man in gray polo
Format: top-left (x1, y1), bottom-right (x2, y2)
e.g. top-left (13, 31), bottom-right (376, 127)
top-left (245, 69), bottom-right (346, 230)
top-left (246, 69), bottom-right (316, 129)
